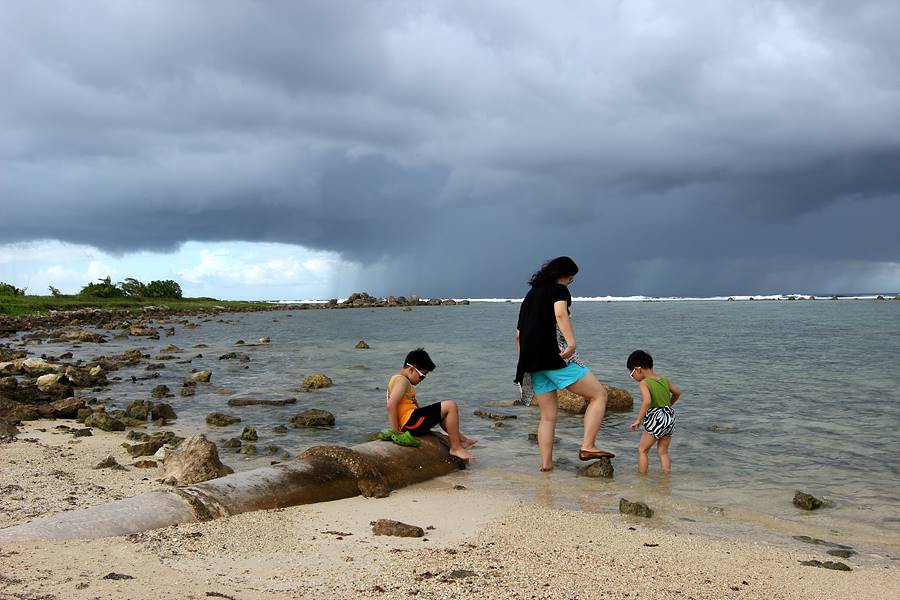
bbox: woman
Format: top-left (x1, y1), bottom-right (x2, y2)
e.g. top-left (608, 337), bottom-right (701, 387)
top-left (515, 256), bottom-right (614, 471)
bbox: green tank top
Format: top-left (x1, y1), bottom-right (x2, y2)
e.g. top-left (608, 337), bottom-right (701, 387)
top-left (645, 376), bottom-right (671, 408)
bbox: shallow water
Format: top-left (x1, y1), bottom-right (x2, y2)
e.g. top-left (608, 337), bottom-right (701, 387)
top-left (23, 300), bottom-right (900, 551)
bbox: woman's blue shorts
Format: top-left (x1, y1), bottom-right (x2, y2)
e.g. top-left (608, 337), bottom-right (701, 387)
top-left (531, 362), bottom-right (589, 395)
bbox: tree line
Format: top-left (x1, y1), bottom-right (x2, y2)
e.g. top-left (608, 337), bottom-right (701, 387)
top-left (1, 277), bottom-right (183, 299)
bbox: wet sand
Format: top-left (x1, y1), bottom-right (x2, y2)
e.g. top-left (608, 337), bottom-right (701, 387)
top-left (1, 420), bottom-right (897, 599)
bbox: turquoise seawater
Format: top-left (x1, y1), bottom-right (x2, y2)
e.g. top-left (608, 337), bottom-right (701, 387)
top-left (27, 300), bottom-right (900, 550)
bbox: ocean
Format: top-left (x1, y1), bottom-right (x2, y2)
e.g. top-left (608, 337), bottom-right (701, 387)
top-left (31, 298), bottom-right (900, 552)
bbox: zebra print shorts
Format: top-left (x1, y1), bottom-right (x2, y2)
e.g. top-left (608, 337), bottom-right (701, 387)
top-left (643, 406), bottom-right (676, 439)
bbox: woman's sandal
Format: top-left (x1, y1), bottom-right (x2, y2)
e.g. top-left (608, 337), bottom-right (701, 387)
top-left (578, 449), bottom-right (615, 461)
top-left (539, 467), bottom-right (553, 472)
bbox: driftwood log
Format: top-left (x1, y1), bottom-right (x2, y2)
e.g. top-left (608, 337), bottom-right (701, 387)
top-left (0, 434), bottom-right (461, 543)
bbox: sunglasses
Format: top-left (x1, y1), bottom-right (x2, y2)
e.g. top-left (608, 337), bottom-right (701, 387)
top-left (406, 363), bottom-right (427, 379)
top-left (629, 367), bottom-right (639, 379)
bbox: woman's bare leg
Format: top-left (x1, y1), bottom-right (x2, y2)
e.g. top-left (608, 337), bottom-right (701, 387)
top-left (565, 371), bottom-right (608, 453)
top-left (536, 391), bottom-right (558, 470)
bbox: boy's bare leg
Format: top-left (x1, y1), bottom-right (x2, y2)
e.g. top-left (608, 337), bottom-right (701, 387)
top-left (565, 371), bottom-right (608, 453)
top-left (657, 435), bottom-right (672, 472)
top-left (439, 400), bottom-right (473, 461)
top-left (536, 391), bottom-right (558, 470)
top-left (637, 432), bottom-right (656, 474)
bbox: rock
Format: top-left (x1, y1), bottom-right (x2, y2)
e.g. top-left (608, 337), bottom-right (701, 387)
top-left (129, 325), bottom-right (158, 338)
top-left (580, 457), bottom-right (614, 478)
top-left (619, 498), bottom-right (653, 518)
top-left (151, 384), bottom-right (171, 398)
top-left (180, 382), bottom-right (196, 397)
top-left (240, 427), bottom-right (258, 441)
top-left (491, 421), bottom-right (510, 429)
top-left (272, 425), bottom-right (289, 433)
top-left (158, 434), bottom-right (233, 485)
top-left (154, 354), bottom-right (177, 361)
top-left (473, 408), bottom-right (517, 420)
top-left (799, 559), bottom-right (852, 571)
top-left (161, 344), bottom-right (182, 353)
top-left (151, 402), bottom-right (177, 421)
top-left (793, 491), bottom-right (824, 510)
top-left (61, 330), bottom-right (106, 343)
top-left (206, 412), bottom-right (241, 426)
top-left (227, 397), bottom-right (297, 407)
top-left (290, 409), bottom-right (335, 428)
top-left (302, 373), bottom-right (333, 390)
top-left (827, 549), bottom-right (855, 558)
top-left (132, 460), bottom-right (157, 468)
top-left (193, 343), bottom-right (208, 348)
top-left (218, 352), bottom-right (250, 362)
top-left (258, 337), bottom-right (270, 344)
top-left (355, 340), bottom-right (370, 349)
top-left (606, 386), bottom-right (634, 410)
top-left (234, 339), bottom-right (245, 345)
top-left (71, 428), bottom-right (92, 437)
top-left (20, 358), bottom-right (58, 376)
top-left (35, 373), bottom-right (74, 398)
top-left (84, 411), bottom-right (126, 432)
top-left (558, 385), bottom-right (633, 414)
top-left (371, 519), bottom-right (425, 537)
top-left (126, 400), bottom-right (153, 421)
top-left (0, 422), bottom-right (20, 439)
top-left (222, 437), bottom-right (242, 449)
top-left (50, 396), bottom-right (86, 418)
top-left (0, 362), bottom-right (17, 377)
top-left (122, 438), bottom-right (166, 458)
top-left (239, 444), bottom-right (257, 455)
top-left (402, 306), bottom-right (413, 311)
top-left (189, 371), bottom-right (212, 383)
top-left (94, 455), bottom-right (126, 470)
top-left (64, 365), bottom-right (107, 387)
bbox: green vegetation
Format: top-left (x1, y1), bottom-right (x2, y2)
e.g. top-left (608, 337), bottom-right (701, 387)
top-left (79, 276), bottom-right (126, 298)
top-left (0, 294), bottom-right (272, 316)
top-left (145, 279), bottom-right (182, 299)
top-left (0, 276), bottom-right (267, 316)
top-left (118, 277), bottom-right (146, 297)
top-left (0, 282), bottom-right (27, 297)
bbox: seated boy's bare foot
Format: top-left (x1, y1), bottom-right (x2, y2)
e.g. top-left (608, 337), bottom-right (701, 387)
top-left (449, 447), bottom-right (473, 461)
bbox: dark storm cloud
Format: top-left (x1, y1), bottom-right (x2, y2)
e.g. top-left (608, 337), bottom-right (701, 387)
top-left (2, 0), bottom-right (899, 296)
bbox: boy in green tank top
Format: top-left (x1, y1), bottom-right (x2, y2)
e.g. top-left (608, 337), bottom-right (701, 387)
top-left (627, 350), bottom-right (682, 474)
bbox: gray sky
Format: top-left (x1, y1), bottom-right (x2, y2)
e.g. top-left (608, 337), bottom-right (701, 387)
top-left (2, 0), bottom-right (899, 298)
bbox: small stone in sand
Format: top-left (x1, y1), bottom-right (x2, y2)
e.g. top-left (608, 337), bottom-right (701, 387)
top-left (619, 498), bottom-right (652, 518)
top-left (371, 519), bottom-right (425, 537)
top-left (793, 491), bottom-right (823, 510)
top-left (94, 455), bottom-right (126, 470)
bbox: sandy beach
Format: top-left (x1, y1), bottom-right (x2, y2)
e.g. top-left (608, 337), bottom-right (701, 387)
top-left (1, 420), bottom-right (897, 600)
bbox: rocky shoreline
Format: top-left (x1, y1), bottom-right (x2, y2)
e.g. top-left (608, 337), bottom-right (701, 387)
top-left (0, 291), bottom-right (469, 335)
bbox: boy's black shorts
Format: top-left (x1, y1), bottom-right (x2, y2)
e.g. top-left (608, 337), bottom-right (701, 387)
top-left (401, 402), bottom-right (442, 435)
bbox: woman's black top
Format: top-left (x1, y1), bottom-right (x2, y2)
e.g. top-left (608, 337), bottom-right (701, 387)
top-left (515, 283), bottom-right (571, 383)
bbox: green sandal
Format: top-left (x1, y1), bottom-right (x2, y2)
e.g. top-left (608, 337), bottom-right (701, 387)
top-left (391, 430), bottom-right (422, 447)
top-left (375, 429), bottom-right (422, 448)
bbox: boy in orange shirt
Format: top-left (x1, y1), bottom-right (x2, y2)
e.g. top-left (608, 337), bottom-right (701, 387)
top-left (386, 348), bottom-right (475, 461)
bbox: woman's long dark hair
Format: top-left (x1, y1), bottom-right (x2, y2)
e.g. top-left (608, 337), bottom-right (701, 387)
top-left (528, 256), bottom-right (579, 287)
